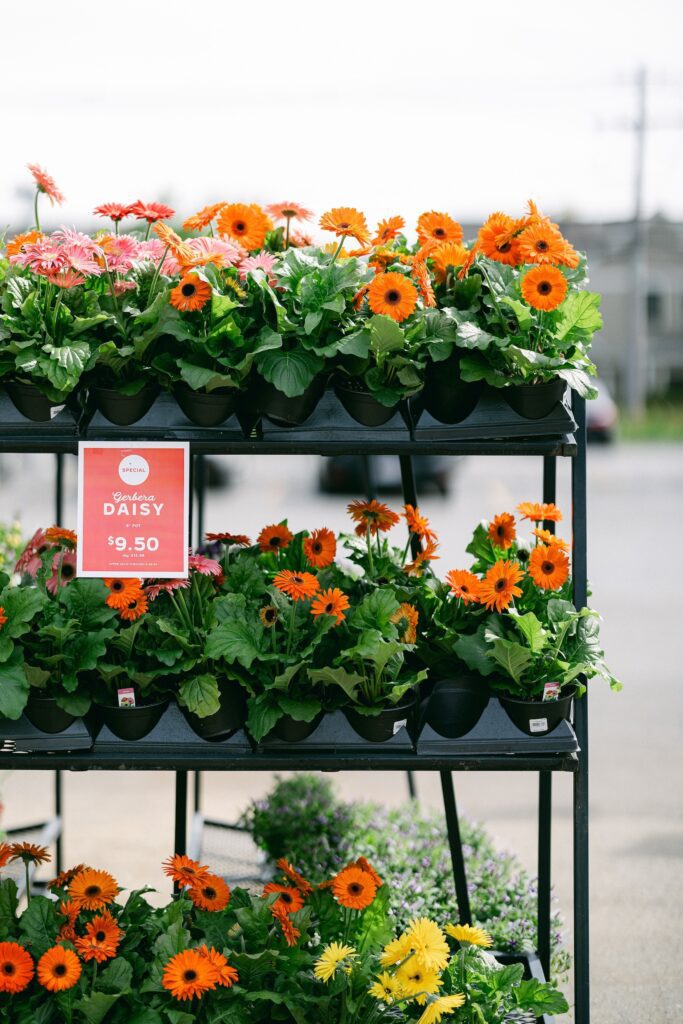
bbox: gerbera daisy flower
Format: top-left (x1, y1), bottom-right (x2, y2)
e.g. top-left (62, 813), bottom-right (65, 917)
top-left (47, 270), bottom-right (86, 289)
top-left (445, 569), bottom-right (481, 604)
top-left (260, 605), bottom-right (279, 628)
top-left (16, 238), bottom-right (69, 276)
top-left (517, 221), bottom-right (571, 266)
top-left (313, 943), bottom-right (356, 983)
top-left (98, 232), bottom-right (141, 273)
top-left (445, 922), bottom-right (493, 947)
top-left (391, 603), bottom-right (419, 644)
top-left (487, 512), bottom-right (516, 550)
top-left (196, 946), bottom-right (239, 987)
top-left (93, 202), bottom-right (135, 223)
top-left (119, 588), bottom-right (148, 622)
top-left (9, 842), bottom-right (51, 866)
top-left (532, 528), bottom-right (569, 551)
top-left (404, 540), bottom-right (440, 576)
top-left (477, 212), bottom-right (520, 266)
top-left (310, 587), bottom-right (349, 626)
top-left (263, 882), bottom-right (305, 915)
top-left (478, 559), bottom-right (524, 613)
top-left (182, 202), bottom-right (227, 233)
top-left (5, 229), bottom-right (43, 260)
top-left (353, 856), bottom-right (382, 888)
top-left (521, 265), bottom-right (568, 311)
top-left (396, 961), bottom-right (442, 1002)
top-left (516, 501), bottom-right (563, 523)
top-left (205, 532), bottom-right (251, 546)
top-left (58, 900), bottom-right (80, 929)
top-left (162, 949), bottom-right (219, 1001)
top-left (0, 610), bottom-right (7, 631)
top-left (257, 523), bottom-right (293, 553)
top-left (0, 843), bottom-right (13, 868)
top-left (238, 251), bottom-right (277, 284)
top-left (162, 854), bottom-right (210, 888)
top-left (37, 946), bottom-right (81, 992)
top-left (319, 207), bottom-right (370, 246)
top-left (372, 215), bottom-right (405, 244)
top-left (273, 570), bottom-right (320, 602)
top-left (188, 873), bottom-right (231, 912)
top-left (331, 866), bottom-right (377, 910)
top-left (44, 527), bottom-right (76, 546)
top-left (0, 942), bottom-right (34, 994)
top-left (367, 271), bottom-right (418, 323)
top-left (369, 970), bottom-right (405, 1004)
top-left (217, 203), bottom-right (272, 251)
top-left (188, 553), bottom-right (222, 576)
top-left (129, 200), bottom-right (175, 223)
top-left (276, 858), bottom-right (313, 895)
top-left (380, 932), bottom-right (413, 967)
top-left (27, 164), bottom-right (65, 205)
top-left (265, 201), bottom-right (313, 223)
top-left (104, 578), bottom-right (143, 610)
top-left (69, 868), bottom-right (118, 910)
top-left (179, 235), bottom-right (243, 273)
top-left (170, 274), bottom-right (212, 313)
top-left (271, 902), bottom-right (301, 945)
top-left (416, 993), bottom-right (466, 1024)
top-left (303, 527), bottom-right (336, 568)
top-left (431, 242), bottom-right (470, 283)
top-left (347, 499), bottom-right (400, 536)
top-left (412, 256), bottom-right (436, 308)
top-left (405, 917), bottom-right (450, 972)
top-left (403, 504), bottom-right (437, 543)
top-left (416, 211), bottom-right (463, 247)
top-left (289, 230), bottom-right (314, 247)
top-left (74, 911), bottom-right (122, 963)
top-left (144, 578), bottom-right (190, 601)
top-left (528, 543), bottom-right (570, 591)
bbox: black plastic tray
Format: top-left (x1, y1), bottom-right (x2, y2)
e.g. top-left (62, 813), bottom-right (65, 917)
top-left (258, 709), bottom-right (415, 754)
top-left (0, 390), bottom-right (81, 443)
top-left (92, 702), bottom-right (253, 755)
top-left (260, 389), bottom-right (412, 447)
top-left (411, 384), bottom-right (576, 442)
top-left (0, 714), bottom-right (94, 753)
top-left (416, 698), bottom-right (578, 756)
top-left (84, 392), bottom-right (249, 443)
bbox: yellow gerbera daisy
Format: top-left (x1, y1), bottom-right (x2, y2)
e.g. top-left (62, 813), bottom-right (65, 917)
top-left (406, 918), bottom-right (450, 972)
top-left (369, 970), bottom-right (405, 1004)
top-left (313, 943), bottom-right (356, 983)
top-left (380, 932), bottom-right (413, 967)
top-left (417, 992), bottom-right (467, 1024)
top-left (445, 923), bottom-right (493, 948)
top-left (396, 960), bottom-right (442, 1004)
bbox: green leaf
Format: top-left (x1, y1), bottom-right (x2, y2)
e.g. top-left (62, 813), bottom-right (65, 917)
top-left (98, 957), bottom-right (133, 994)
top-left (178, 361), bottom-right (236, 393)
top-left (257, 349), bottom-right (323, 398)
top-left (338, 328), bottom-right (370, 358)
top-left (515, 977), bottom-right (570, 1015)
top-left (19, 896), bottom-right (58, 956)
top-left (558, 366), bottom-right (597, 398)
top-left (511, 611), bottom-right (547, 653)
top-left (57, 692), bottom-right (91, 716)
top-left (72, 992), bottom-right (121, 1024)
top-left (456, 322), bottom-right (498, 349)
top-left (246, 694), bottom-right (281, 741)
top-left (369, 315), bottom-right (405, 355)
top-left (454, 631), bottom-right (495, 677)
top-left (211, 293), bottom-right (239, 319)
top-left (126, 1011), bottom-right (163, 1024)
top-left (555, 291), bottom-right (602, 341)
top-left (307, 666), bottom-right (363, 701)
top-left (206, 621), bottom-right (265, 669)
top-left (304, 310), bottom-right (323, 334)
top-left (0, 879), bottom-right (18, 938)
top-left (0, 587), bottom-right (46, 639)
top-left (165, 1012), bottom-right (195, 1024)
top-left (486, 634), bottom-right (533, 686)
top-left (500, 296), bottom-right (532, 331)
top-left (277, 695), bottom-right (322, 721)
top-left (350, 590), bottom-right (400, 632)
top-left (178, 673), bottom-right (220, 718)
top-left (0, 657), bottom-right (30, 719)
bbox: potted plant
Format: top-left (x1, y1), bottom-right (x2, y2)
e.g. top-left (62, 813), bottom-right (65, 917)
top-left (0, 568), bottom-right (46, 724)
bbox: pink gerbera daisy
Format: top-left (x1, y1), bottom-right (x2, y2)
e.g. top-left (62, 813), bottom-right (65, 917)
top-left (18, 239), bottom-right (70, 276)
top-left (46, 550), bottom-right (77, 594)
top-left (47, 271), bottom-right (86, 289)
top-left (129, 200), bottom-right (175, 223)
top-left (289, 231), bottom-right (314, 248)
top-left (113, 279), bottom-right (137, 295)
top-left (265, 202), bottom-right (314, 223)
top-left (15, 529), bottom-right (52, 575)
top-left (188, 554), bottom-right (221, 577)
top-left (145, 579), bottom-right (191, 601)
top-left (27, 164), bottom-right (65, 205)
top-left (134, 239), bottom-right (167, 265)
top-left (238, 252), bottom-right (277, 285)
top-left (99, 234), bottom-right (141, 273)
top-left (93, 203), bottom-right (135, 223)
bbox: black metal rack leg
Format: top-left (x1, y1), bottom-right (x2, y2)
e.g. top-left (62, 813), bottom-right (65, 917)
top-left (54, 453), bottom-right (65, 873)
top-left (194, 454), bottom-right (206, 547)
top-left (440, 770), bottom-right (471, 924)
top-left (398, 455), bottom-right (421, 804)
top-left (174, 770), bottom-right (188, 855)
top-left (571, 395), bottom-right (590, 1024)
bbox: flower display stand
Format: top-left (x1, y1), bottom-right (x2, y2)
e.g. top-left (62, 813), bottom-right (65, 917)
top-left (0, 394), bottom-right (591, 1024)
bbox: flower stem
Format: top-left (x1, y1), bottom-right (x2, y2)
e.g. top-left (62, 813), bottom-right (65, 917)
top-left (24, 861), bottom-right (31, 904)
top-left (365, 524), bottom-right (375, 576)
top-left (91, 960), bottom-right (98, 996)
top-left (285, 217), bottom-right (291, 249)
top-left (330, 236), bottom-right (346, 265)
top-left (33, 190), bottom-right (41, 232)
top-left (286, 601), bottom-right (296, 657)
top-left (147, 244), bottom-right (170, 305)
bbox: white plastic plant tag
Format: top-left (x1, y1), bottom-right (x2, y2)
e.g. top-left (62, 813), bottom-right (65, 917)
top-left (542, 682), bottom-right (561, 702)
top-left (529, 717), bottom-right (548, 733)
top-left (393, 718), bottom-right (408, 736)
top-left (117, 687), bottom-right (136, 708)
top-left (50, 404), bottom-right (65, 419)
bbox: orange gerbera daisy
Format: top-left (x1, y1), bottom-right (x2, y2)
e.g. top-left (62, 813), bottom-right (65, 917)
top-left (5, 229), bottom-right (43, 259)
top-left (273, 570), bottom-right (320, 601)
top-left (197, 946), bottom-right (239, 987)
top-left (188, 873), bottom-right (231, 912)
top-left (37, 946), bottom-right (81, 992)
top-left (69, 868), bottom-right (118, 910)
top-left (0, 607), bottom-right (7, 629)
top-left (74, 911), bottom-right (122, 963)
top-left (347, 499), bottom-right (400, 536)
top-left (403, 504), bottom-right (437, 543)
top-left (516, 501), bottom-right (563, 523)
top-left (162, 854), bottom-right (210, 887)
top-left (445, 569), bottom-right (481, 604)
top-left (521, 265), bottom-right (567, 311)
top-left (517, 221), bottom-right (571, 266)
top-left (119, 588), bottom-right (148, 622)
top-left (271, 902), bottom-right (301, 946)
top-left (162, 949), bottom-right (219, 1001)
top-left (528, 543), bottom-right (570, 591)
top-left (404, 539), bottom-right (440, 576)
top-left (532, 528), bottom-right (569, 551)
top-left (104, 578), bottom-right (143, 610)
top-left (276, 858), bottom-right (313, 895)
top-left (0, 943), bottom-right (34, 994)
top-left (417, 211), bottom-right (463, 247)
top-left (258, 523), bottom-right (293, 553)
top-left (182, 202), bottom-right (226, 233)
top-left (353, 857), bottom-right (382, 888)
top-left (412, 256), bottom-right (436, 308)
top-left (0, 843), bottom-right (13, 868)
top-left (205, 532), bottom-right (251, 545)
top-left (265, 201), bottom-right (313, 222)
top-left (488, 512), bottom-right (516, 551)
top-left (152, 221), bottom-right (195, 265)
top-left (332, 866), bottom-right (377, 911)
top-left (372, 215), bottom-right (405, 245)
top-left (310, 587), bottom-right (350, 626)
top-left (303, 528), bottom-right (337, 568)
top-left (9, 842), bottom-right (51, 865)
top-left (478, 560), bottom-right (525, 612)
top-left (477, 212), bottom-right (521, 266)
top-left (391, 603), bottom-right (419, 643)
top-left (27, 164), bottom-right (65, 205)
top-left (217, 203), bottom-right (271, 251)
top-left (170, 274), bottom-right (212, 313)
top-left (319, 207), bottom-right (370, 246)
top-left (263, 882), bottom-right (305, 915)
top-left (431, 242), bottom-right (470, 283)
top-left (59, 899), bottom-right (79, 925)
top-left (45, 526), bottom-right (77, 546)
top-left (367, 271), bottom-right (418, 323)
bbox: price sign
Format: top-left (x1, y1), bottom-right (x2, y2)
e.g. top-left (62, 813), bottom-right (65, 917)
top-left (77, 442), bottom-right (189, 578)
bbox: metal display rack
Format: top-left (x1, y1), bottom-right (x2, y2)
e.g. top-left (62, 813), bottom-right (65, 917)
top-left (0, 389), bottom-right (590, 1024)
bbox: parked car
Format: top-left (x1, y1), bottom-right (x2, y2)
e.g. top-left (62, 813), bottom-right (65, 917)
top-left (587, 378), bottom-right (618, 443)
top-left (318, 455), bottom-right (454, 496)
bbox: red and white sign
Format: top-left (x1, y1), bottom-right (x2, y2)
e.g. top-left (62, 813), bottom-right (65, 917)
top-left (77, 442), bottom-right (189, 578)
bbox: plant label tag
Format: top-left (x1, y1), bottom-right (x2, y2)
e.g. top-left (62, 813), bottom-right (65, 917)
top-left (542, 682), bottom-right (561, 702)
top-left (529, 717), bottom-right (548, 733)
top-left (50, 404), bottom-right (65, 420)
top-left (393, 719), bottom-right (408, 736)
top-left (117, 688), bottom-right (136, 708)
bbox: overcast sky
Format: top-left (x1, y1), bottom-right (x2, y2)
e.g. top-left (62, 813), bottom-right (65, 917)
top-left (2, 0), bottom-right (682, 237)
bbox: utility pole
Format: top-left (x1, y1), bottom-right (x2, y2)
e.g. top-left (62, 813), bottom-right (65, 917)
top-left (626, 67), bottom-right (648, 418)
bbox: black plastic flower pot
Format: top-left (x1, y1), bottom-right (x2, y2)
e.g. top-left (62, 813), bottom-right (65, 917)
top-left (422, 355), bottom-right (481, 424)
top-left (422, 676), bottom-right (489, 739)
top-left (173, 382), bottom-right (237, 427)
top-left (499, 686), bottom-right (576, 736)
top-left (182, 681), bottom-right (247, 741)
top-left (334, 379), bottom-right (398, 426)
top-left (267, 710), bottom-right (325, 743)
top-left (25, 694), bottom-right (77, 734)
top-left (258, 375), bottom-right (325, 427)
top-left (92, 384), bottom-right (159, 426)
top-left (503, 378), bottom-right (566, 420)
top-left (100, 699), bottom-right (169, 741)
top-left (345, 698), bottom-right (416, 743)
top-left (5, 382), bottom-right (62, 422)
